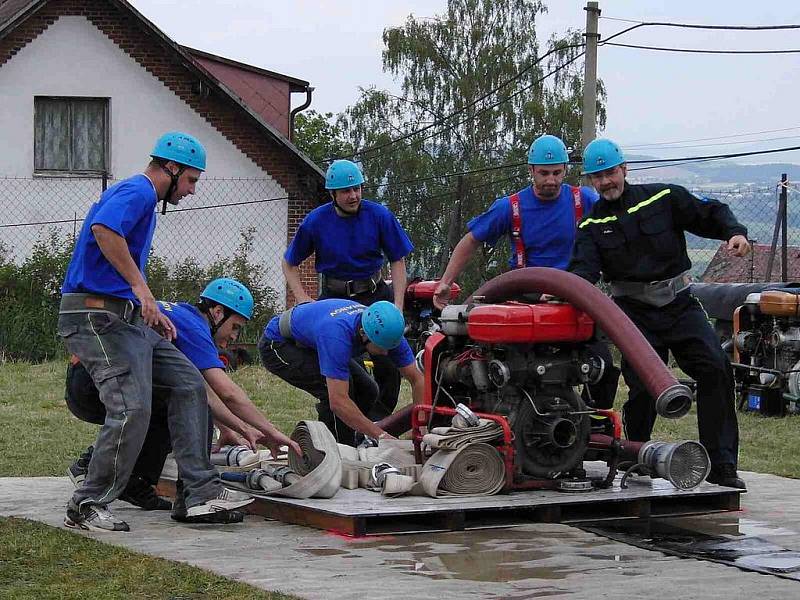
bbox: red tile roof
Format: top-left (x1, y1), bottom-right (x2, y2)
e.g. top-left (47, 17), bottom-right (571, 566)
top-left (701, 243), bottom-right (800, 283)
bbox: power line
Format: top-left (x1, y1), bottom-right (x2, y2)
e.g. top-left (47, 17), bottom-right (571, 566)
top-left (625, 144), bottom-right (800, 167)
top-left (337, 22), bottom-right (651, 163)
top-left (366, 144), bottom-right (800, 193)
top-left (343, 41), bottom-right (587, 161)
top-left (605, 42), bottom-right (800, 55)
top-left (363, 162), bottom-right (525, 192)
top-left (361, 49), bottom-right (588, 166)
top-left (624, 134), bottom-right (800, 152)
top-left (599, 18), bottom-right (800, 31)
top-left (623, 126), bottom-right (800, 149)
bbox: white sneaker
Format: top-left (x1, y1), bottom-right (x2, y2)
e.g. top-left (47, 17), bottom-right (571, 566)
top-left (185, 488), bottom-right (253, 518)
top-left (65, 499), bottom-right (129, 532)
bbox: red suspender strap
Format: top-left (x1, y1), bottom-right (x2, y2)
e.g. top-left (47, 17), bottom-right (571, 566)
top-left (572, 186), bottom-right (583, 223)
top-left (509, 192), bottom-right (525, 269)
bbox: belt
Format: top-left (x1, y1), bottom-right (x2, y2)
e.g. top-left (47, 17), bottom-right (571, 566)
top-left (59, 293), bottom-right (139, 322)
top-left (322, 272), bottom-right (382, 298)
top-left (609, 271), bottom-right (691, 308)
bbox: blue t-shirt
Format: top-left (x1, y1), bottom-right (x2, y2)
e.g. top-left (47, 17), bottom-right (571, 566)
top-left (284, 200), bottom-right (414, 280)
top-left (158, 301), bottom-right (225, 371)
top-left (263, 298), bottom-right (414, 381)
top-left (468, 184), bottom-right (599, 270)
top-left (62, 174), bottom-right (158, 301)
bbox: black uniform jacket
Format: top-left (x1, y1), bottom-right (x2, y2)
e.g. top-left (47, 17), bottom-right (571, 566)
top-left (569, 182), bottom-right (747, 285)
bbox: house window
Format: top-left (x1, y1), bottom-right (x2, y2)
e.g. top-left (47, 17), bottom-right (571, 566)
top-left (34, 97), bottom-right (109, 175)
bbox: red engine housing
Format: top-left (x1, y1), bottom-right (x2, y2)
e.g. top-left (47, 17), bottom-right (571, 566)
top-left (405, 280), bottom-right (461, 302)
top-left (467, 302), bottom-right (594, 344)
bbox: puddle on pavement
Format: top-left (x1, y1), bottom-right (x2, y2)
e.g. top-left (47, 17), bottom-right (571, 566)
top-left (579, 518), bottom-right (800, 581)
top-left (344, 527), bottom-right (637, 582)
top-left (300, 516), bottom-right (799, 583)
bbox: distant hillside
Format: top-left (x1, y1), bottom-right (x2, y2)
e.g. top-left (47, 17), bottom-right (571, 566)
top-left (624, 154), bottom-right (800, 185)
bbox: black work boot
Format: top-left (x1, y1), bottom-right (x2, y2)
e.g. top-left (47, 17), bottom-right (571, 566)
top-left (706, 463), bottom-right (746, 490)
top-left (120, 475), bottom-right (172, 511)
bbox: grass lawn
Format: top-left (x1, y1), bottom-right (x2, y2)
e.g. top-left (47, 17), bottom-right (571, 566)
top-left (1, 358), bottom-right (798, 598)
top-left (0, 516), bottom-right (299, 600)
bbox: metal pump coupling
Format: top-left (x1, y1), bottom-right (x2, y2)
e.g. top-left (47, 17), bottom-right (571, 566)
top-left (452, 403), bottom-right (480, 428)
top-left (371, 462), bottom-right (402, 488)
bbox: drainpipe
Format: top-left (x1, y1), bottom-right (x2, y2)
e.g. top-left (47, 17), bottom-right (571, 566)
top-left (289, 86), bottom-right (315, 141)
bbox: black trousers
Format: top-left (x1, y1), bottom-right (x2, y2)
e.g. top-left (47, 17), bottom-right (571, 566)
top-left (318, 279), bottom-right (401, 420)
top-left (65, 362), bottom-right (173, 485)
top-left (615, 291), bottom-right (739, 466)
top-left (259, 337), bottom-right (378, 446)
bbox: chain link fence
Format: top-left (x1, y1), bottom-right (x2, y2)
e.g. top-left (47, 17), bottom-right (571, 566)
top-left (2, 175), bottom-right (799, 361)
top-left (1, 175), bottom-right (291, 361)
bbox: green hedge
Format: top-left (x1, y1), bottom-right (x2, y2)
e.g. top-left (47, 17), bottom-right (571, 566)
top-left (0, 228), bottom-right (279, 362)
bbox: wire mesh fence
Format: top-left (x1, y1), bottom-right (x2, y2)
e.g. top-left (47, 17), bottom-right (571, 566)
top-left (0, 175), bottom-right (291, 361)
top-left (1, 175), bottom-right (799, 361)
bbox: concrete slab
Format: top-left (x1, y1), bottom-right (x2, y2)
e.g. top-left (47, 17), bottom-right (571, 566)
top-left (2, 473), bottom-right (799, 599)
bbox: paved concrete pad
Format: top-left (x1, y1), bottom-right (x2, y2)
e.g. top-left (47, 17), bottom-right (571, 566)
top-left (1, 473), bottom-right (799, 599)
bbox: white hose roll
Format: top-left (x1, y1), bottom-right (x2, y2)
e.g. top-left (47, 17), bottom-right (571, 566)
top-left (271, 421), bottom-right (342, 499)
top-left (417, 443), bottom-right (505, 497)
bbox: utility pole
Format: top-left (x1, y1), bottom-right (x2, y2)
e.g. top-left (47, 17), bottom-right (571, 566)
top-left (581, 1), bottom-right (601, 152)
top-left (439, 174), bottom-right (465, 276)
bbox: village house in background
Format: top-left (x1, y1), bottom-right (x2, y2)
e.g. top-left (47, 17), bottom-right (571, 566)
top-left (0, 0), bottom-right (324, 304)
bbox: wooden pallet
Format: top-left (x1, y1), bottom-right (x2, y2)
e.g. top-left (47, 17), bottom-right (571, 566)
top-left (157, 474), bottom-right (742, 538)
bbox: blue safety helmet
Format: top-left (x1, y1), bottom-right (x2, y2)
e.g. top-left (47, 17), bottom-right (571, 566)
top-left (361, 301), bottom-right (405, 350)
top-left (527, 135), bottom-right (569, 165)
top-left (582, 138), bottom-right (625, 175)
top-left (325, 159), bottom-right (365, 190)
top-left (200, 278), bottom-right (254, 320)
top-left (151, 132), bottom-right (207, 171)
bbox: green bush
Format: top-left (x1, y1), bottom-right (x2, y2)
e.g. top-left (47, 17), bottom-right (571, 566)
top-left (0, 228), bottom-right (279, 362)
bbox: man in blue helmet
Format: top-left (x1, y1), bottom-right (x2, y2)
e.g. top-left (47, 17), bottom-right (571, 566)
top-left (64, 278), bottom-right (301, 522)
top-left (259, 299), bottom-right (424, 445)
top-left (281, 159), bottom-right (414, 420)
top-left (433, 134), bottom-right (620, 409)
top-left (57, 134), bottom-right (253, 531)
top-left (569, 137), bottom-right (750, 490)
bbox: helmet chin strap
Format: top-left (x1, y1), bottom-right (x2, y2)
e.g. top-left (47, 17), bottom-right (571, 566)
top-left (206, 309), bottom-right (232, 340)
top-left (160, 164), bottom-right (186, 215)
top-left (332, 190), bottom-right (360, 217)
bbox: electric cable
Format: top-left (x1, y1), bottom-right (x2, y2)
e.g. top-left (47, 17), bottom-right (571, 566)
top-left (623, 126), bottom-right (800, 149)
top-left (605, 42), bottom-right (800, 55)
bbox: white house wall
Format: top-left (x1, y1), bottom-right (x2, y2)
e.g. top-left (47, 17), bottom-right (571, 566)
top-left (0, 16), bottom-right (288, 300)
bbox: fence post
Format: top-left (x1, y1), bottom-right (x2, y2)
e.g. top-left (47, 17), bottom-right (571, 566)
top-left (781, 173), bottom-right (788, 282)
top-left (765, 175), bottom-right (787, 282)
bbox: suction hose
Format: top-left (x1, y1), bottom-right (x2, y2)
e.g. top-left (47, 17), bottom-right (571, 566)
top-left (467, 267), bottom-right (692, 419)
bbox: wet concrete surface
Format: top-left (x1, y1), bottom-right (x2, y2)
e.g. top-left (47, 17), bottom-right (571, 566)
top-left (2, 472), bottom-right (799, 599)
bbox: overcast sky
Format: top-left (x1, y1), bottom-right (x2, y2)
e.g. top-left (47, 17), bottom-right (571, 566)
top-left (128, 0), bottom-right (800, 165)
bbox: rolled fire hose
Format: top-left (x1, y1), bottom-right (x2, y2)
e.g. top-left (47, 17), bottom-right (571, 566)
top-left (415, 442), bottom-right (505, 497)
top-left (422, 418), bottom-right (503, 450)
top-left (265, 420), bottom-right (342, 499)
top-left (468, 267), bottom-right (693, 420)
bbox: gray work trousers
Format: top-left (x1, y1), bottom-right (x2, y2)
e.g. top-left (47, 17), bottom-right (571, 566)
top-left (57, 310), bottom-right (221, 509)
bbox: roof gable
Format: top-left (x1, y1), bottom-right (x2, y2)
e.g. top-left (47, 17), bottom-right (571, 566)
top-left (0, 0), bottom-right (323, 190)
